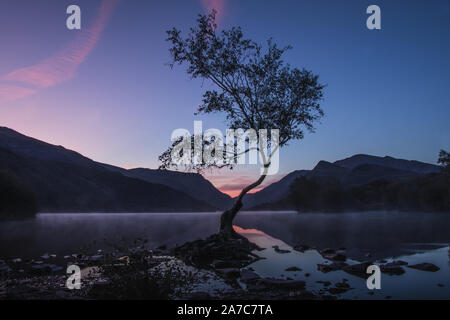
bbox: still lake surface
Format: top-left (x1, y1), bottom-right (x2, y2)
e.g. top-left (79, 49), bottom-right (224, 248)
top-left (1, 211), bottom-right (449, 299)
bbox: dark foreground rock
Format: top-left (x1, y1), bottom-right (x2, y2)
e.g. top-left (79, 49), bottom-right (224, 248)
top-left (342, 262), bottom-right (373, 278)
top-left (285, 266), bottom-right (302, 272)
top-left (407, 263), bottom-right (440, 272)
top-left (293, 245), bottom-right (311, 253)
top-left (317, 262), bottom-right (348, 273)
top-left (259, 278), bottom-right (306, 290)
top-left (172, 233), bottom-right (263, 269)
top-left (380, 265), bottom-right (405, 276)
top-left (272, 246), bottom-right (291, 254)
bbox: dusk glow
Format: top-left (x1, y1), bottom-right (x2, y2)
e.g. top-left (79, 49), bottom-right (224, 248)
top-left (0, 0), bottom-right (449, 195)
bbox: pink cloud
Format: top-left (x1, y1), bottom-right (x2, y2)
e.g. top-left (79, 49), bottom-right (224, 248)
top-left (0, 0), bottom-right (121, 101)
top-left (0, 85), bottom-right (38, 102)
top-left (201, 0), bottom-right (227, 24)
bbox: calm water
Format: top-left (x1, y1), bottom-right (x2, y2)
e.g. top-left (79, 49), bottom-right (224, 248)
top-left (1, 211), bottom-right (449, 299)
top-left (1, 211), bottom-right (449, 259)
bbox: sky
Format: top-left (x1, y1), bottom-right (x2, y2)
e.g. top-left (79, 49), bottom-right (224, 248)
top-left (0, 0), bottom-right (449, 197)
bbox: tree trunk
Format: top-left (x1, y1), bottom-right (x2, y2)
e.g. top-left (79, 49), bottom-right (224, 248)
top-left (219, 170), bottom-right (268, 238)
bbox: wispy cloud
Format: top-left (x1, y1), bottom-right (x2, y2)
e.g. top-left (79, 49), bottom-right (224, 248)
top-left (0, 0), bottom-right (121, 102)
top-left (0, 85), bottom-right (38, 103)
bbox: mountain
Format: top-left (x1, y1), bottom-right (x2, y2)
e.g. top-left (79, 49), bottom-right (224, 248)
top-left (125, 168), bottom-right (232, 209)
top-left (0, 127), bottom-right (214, 213)
top-left (99, 164), bottom-right (232, 209)
top-left (241, 170), bottom-right (308, 209)
top-left (335, 154), bottom-right (440, 174)
top-left (244, 154), bottom-right (441, 209)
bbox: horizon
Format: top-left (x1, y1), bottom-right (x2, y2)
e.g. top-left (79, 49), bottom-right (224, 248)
top-left (0, 124), bottom-right (442, 198)
top-left (0, 0), bottom-right (449, 197)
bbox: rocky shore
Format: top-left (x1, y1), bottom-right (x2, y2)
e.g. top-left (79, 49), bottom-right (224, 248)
top-left (0, 233), bottom-right (446, 300)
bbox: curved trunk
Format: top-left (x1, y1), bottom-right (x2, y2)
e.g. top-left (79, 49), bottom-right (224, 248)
top-left (219, 171), bottom-right (268, 237)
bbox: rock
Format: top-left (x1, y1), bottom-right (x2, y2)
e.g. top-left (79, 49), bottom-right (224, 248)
top-left (437, 284), bottom-right (444, 287)
top-left (321, 248), bottom-right (336, 255)
top-left (304, 273), bottom-right (311, 277)
top-left (335, 282), bottom-right (351, 289)
top-left (285, 266), bottom-right (302, 272)
top-left (316, 280), bottom-right (331, 286)
top-left (342, 262), bottom-right (373, 278)
top-left (240, 269), bottom-right (260, 282)
top-left (317, 262), bottom-right (348, 273)
top-left (272, 246), bottom-right (290, 254)
top-left (259, 278), bottom-right (306, 290)
top-left (172, 233), bottom-right (261, 269)
top-left (380, 265), bottom-right (405, 275)
top-left (408, 263), bottom-right (440, 272)
top-left (324, 253), bottom-right (347, 262)
top-left (293, 245), bottom-right (310, 252)
top-left (217, 268), bottom-right (241, 278)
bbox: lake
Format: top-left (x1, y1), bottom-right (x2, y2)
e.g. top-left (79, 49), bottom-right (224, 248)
top-left (1, 211), bottom-right (449, 299)
top-left (1, 211), bottom-right (449, 259)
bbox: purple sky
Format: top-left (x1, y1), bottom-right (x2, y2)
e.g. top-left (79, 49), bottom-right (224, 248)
top-left (0, 0), bottom-right (449, 196)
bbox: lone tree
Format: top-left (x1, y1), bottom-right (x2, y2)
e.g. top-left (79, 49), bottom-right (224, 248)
top-left (160, 11), bottom-right (325, 237)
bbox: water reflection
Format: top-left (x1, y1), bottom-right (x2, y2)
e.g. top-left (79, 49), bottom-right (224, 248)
top-left (0, 211), bottom-right (449, 261)
top-left (238, 225), bottom-right (450, 300)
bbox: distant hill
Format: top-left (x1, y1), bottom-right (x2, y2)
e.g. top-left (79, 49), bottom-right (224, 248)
top-left (244, 154), bottom-right (441, 209)
top-left (100, 164), bottom-right (232, 209)
top-left (0, 169), bottom-right (37, 219)
top-left (335, 154), bottom-right (440, 174)
top-left (0, 127), bottom-right (214, 214)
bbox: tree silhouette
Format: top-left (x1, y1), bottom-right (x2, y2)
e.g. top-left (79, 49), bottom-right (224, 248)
top-left (160, 11), bottom-right (325, 237)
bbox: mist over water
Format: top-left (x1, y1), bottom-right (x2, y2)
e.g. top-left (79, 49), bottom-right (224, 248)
top-left (0, 211), bottom-right (449, 260)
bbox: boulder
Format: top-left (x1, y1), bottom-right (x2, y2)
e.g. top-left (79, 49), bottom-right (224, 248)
top-left (342, 262), bottom-right (373, 278)
top-left (317, 262), bottom-right (348, 273)
top-left (380, 265), bottom-right (405, 275)
top-left (408, 263), bottom-right (440, 272)
top-left (321, 248), bottom-right (336, 255)
top-left (272, 246), bottom-right (290, 254)
top-left (259, 278), bottom-right (306, 290)
top-left (324, 253), bottom-right (347, 262)
top-left (293, 245), bottom-right (310, 252)
top-left (285, 266), bottom-right (302, 272)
